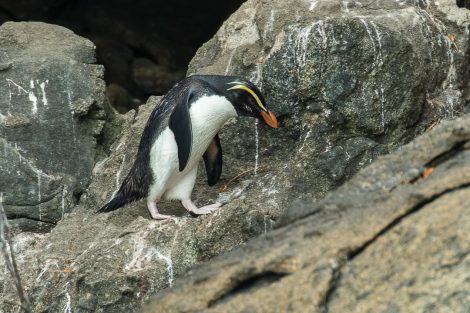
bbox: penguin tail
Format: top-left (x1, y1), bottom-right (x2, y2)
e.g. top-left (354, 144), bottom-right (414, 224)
top-left (97, 179), bottom-right (144, 213)
top-left (97, 193), bottom-right (129, 213)
top-left (97, 157), bottom-right (150, 214)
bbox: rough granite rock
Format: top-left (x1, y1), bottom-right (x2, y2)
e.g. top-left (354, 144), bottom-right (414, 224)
top-left (188, 0), bottom-right (470, 208)
top-left (0, 22), bottom-right (106, 232)
top-left (0, 96), bottom-right (274, 313)
top-left (1, 1), bottom-right (470, 312)
top-left (144, 113), bottom-right (470, 313)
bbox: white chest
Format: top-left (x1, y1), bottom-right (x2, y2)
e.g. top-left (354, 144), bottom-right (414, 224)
top-left (187, 95), bottom-right (237, 165)
top-left (148, 95), bottom-right (237, 199)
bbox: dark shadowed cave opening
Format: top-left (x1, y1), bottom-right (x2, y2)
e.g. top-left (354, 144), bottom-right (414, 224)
top-left (0, 0), bottom-right (245, 112)
top-left (456, 0), bottom-right (470, 9)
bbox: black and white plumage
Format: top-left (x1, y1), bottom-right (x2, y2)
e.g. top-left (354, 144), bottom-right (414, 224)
top-left (98, 75), bottom-right (278, 219)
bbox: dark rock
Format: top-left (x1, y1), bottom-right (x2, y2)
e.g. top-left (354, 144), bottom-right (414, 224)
top-left (0, 96), bottom-right (275, 313)
top-left (187, 0), bottom-right (470, 208)
top-left (143, 112), bottom-right (470, 313)
top-left (0, 22), bottom-right (105, 231)
top-left (0, 0), bottom-right (246, 110)
top-left (1, 0), bottom-right (470, 311)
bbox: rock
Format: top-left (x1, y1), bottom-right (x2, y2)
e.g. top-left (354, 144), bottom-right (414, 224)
top-left (1, 1), bottom-right (470, 311)
top-left (188, 0), bottom-right (470, 207)
top-left (0, 96), bottom-right (274, 313)
top-left (0, 22), bottom-right (105, 232)
top-left (0, 0), bottom-right (246, 111)
top-left (144, 114), bottom-right (470, 313)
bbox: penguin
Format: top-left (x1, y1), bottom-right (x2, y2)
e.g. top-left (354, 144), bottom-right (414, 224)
top-left (97, 75), bottom-right (279, 219)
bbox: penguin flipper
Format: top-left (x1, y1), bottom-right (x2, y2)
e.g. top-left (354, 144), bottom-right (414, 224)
top-left (203, 134), bottom-right (223, 186)
top-left (169, 88), bottom-right (193, 172)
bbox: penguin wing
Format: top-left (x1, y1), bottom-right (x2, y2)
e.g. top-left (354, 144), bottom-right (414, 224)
top-left (203, 134), bottom-right (223, 186)
top-left (169, 88), bottom-right (194, 172)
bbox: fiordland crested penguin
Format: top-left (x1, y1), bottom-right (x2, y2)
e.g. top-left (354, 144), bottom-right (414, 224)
top-left (98, 75), bottom-right (279, 219)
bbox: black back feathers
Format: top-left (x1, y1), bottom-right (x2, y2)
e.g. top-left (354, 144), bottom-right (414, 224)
top-left (169, 88), bottom-right (194, 172)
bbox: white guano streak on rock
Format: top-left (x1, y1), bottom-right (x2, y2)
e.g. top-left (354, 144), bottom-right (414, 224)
top-left (292, 23), bottom-right (313, 70)
top-left (216, 179), bottom-right (251, 204)
top-left (35, 259), bottom-right (60, 282)
top-left (154, 249), bottom-right (174, 287)
top-left (360, 18), bottom-right (387, 132)
top-left (262, 10), bottom-right (276, 39)
top-left (309, 0), bottom-right (319, 11)
top-left (224, 51), bottom-right (235, 75)
top-left (375, 88), bottom-right (386, 132)
top-left (125, 244), bottom-right (174, 287)
top-left (39, 79), bottom-right (49, 106)
top-left (250, 63), bottom-right (263, 175)
top-left (124, 222), bottom-right (177, 287)
top-left (61, 186), bottom-right (68, 218)
top-left (298, 128), bottom-right (312, 153)
top-left (6, 79), bottom-right (38, 114)
top-left (37, 171), bottom-right (41, 203)
top-left (63, 282), bottom-right (72, 313)
top-left (254, 119), bottom-right (260, 174)
top-left (66, 64), bottom-right (77, 143)
top-left (359, 18), bottom-right (383, 68)
top-left (290, 20), bottom-right (327, 72)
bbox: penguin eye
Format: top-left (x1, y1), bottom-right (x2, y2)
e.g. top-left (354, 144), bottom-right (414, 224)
top-left (240, 93), bottom-right (256, 114)
top-left (243, 103), bottom-right (254, 113)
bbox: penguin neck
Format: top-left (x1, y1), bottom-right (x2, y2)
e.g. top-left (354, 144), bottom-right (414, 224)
top-left (189, 95), bottom-right (237, 136)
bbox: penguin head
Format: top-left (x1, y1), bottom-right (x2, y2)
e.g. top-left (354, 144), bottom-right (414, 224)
top-left (226, 80), bottom-right (279, 128)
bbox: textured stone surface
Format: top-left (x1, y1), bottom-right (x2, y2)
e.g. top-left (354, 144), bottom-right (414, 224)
top-left (0, 0), bottom-right (245, 111)
top-left (0, 22), bottom-right (105, 232)
top-left (0, 97), bottom-right (274, 313)
top-left (1, 0), bottom-right (470, 311)
top-left (188, 0), bottom-right (470, 208)
top-left (144, 113), bottom-right (470, 313)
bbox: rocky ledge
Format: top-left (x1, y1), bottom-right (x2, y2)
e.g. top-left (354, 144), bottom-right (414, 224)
top-left (145, 112), bottom-right (470, 313)
top-left (0, 0), bottom-right (469, 312)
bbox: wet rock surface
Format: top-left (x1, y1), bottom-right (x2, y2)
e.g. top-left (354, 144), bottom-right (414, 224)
top-left (0, 96), bottom-right (274, 313)
top-left (144, 113), bottom-right (470, 313)
top-left (0, 0), bottom-right (469, 312)
top-left (0, 22), bottom-right (105, 232)
top-left (189, 0), bottom-right (470, 208)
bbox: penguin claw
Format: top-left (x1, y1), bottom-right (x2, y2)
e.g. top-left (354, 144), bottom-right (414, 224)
top-left (152, 213), bottom-right (177, 220)
top-left (181, 200), bottom-right (222, 216)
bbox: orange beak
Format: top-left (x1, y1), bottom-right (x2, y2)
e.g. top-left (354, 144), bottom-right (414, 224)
top-left (260, 111), bottom-right (279, 128)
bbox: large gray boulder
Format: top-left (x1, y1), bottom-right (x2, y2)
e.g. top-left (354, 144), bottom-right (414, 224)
top-left (0, 97), bottom-right (272, 313)
top-left (188, 0), bottom-right (470, 208)
top-left (1, 1), bottom-right (470, 312)
top-left (145, 111), bottom-right (470, 313)
top-left (0, 22), bottom-right (106, 232)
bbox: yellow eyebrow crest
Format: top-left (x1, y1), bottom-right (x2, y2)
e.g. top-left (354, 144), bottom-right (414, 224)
top-left (227, 83), bottom-right (267, 111)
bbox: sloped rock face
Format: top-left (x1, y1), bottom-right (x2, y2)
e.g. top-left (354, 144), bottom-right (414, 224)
top-left (0, 97), bottom-right (273, 313)
top-left (0, 22), bottom-right (106, 232)
top-left (189, 0), bottom-right (470, 209)
top-left (1, 1), bottom-right (470, 312)
top-left (144, 114), bottom-right (470, 313)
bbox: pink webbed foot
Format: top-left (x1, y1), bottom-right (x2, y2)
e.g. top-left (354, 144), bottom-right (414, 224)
top-left (147, 201), bottom-right (176, 220)
top-left (181, 199), bottom-right (222, 215)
